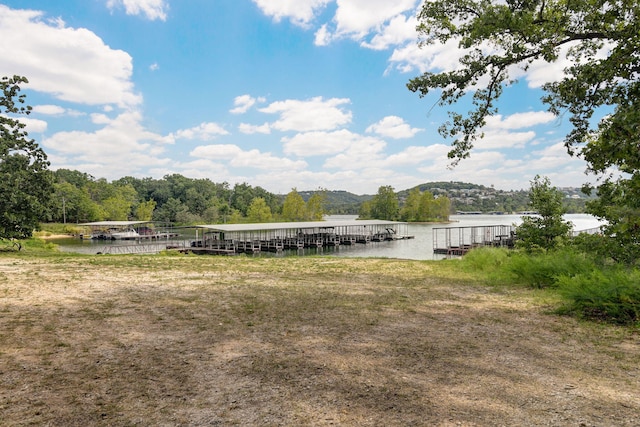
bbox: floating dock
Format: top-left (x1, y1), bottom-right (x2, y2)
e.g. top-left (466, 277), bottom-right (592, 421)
top-left (433, 225), bottom-right (516, 257)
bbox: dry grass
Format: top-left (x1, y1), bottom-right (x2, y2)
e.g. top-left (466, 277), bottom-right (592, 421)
top-left (0, 254), bottom-right (638, 426)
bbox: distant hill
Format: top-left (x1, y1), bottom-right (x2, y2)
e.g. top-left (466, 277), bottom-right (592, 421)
top-left (298, 190), bottom-right (373, 215)
top-left (295, 181), bottom-right (589, 215)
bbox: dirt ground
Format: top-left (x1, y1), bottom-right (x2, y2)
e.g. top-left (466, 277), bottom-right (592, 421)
top-left (0, 255), bottom-right (638, 426)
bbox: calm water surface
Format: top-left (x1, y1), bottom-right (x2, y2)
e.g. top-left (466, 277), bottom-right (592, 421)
top-left (55, 214), bottom-right (603, 260)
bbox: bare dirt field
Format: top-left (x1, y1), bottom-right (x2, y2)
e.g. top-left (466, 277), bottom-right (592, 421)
top-left (0, 254), bottom-right (638, 426)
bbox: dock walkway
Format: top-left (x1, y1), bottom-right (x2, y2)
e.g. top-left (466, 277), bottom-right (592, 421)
top-left (433, 225), bottom-right (516, 257)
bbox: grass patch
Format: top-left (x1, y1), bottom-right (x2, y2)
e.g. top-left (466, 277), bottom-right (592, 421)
top-left (0, 252), bottom-right (638, 425)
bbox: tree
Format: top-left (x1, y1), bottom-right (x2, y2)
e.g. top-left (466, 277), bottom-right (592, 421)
top-left (135, 200), bottom-right (156, 221)
top-left (409, 0), bottom-right (639, 258)
top-left (370, 186), bottom-right (399, 221)
top-left (282, 188), bottom-right (307, 221)
top-left (516, 176), bottom-right (572, 251)
top-left (0, 76), bottom-right (53, 240)
top-left (305, 191), bottom-right (327, 221)
top-left (434, 196), bottom-right (451, 222)
top-left (52, 182), bottom-right (103, 223)
top-left (401, 188), bottom-right (451, 222)
top-left (400, 188), bottom-right (422, 222)
top-left (246, 197), bottom-right (273, 223)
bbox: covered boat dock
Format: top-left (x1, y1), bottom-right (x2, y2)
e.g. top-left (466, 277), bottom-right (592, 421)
top-left (79, 221), bottom-right (178, 241)
top-left (183, 220), bottom-right (411, 255)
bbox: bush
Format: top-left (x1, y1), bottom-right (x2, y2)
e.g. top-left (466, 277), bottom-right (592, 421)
top-left (461, 247), bottom-right (509, 272)
top-left (505, 249), bottom-right (597, 289)
top-left (556, 268), bottom-right (640, 325)
top-left (457, 247), bottom-right (513, 285)
top-left (458, 247), bottom-right (596, 288)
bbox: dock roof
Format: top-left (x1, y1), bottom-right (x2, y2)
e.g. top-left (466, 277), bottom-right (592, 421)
top-left (79, 221), bottom-right (149, 227)
top-left (195, 220), bottom-right (404, 232)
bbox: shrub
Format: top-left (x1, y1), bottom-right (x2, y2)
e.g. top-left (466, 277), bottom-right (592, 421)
top-left (460, 247), bottom-right (509, 272)
top-left (556, 268), bottom-right (640, 325)
top-left (505, 249), bottom-right (597, 289)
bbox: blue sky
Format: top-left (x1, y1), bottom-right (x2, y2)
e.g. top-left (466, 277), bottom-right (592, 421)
top-left (0, 0), bottom-right (595, 194)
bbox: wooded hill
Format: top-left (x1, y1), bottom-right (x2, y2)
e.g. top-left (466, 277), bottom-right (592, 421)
top-left (49, 169), bottom-right (589, 226)
top-left (302, 182), bottom-right (589, 215)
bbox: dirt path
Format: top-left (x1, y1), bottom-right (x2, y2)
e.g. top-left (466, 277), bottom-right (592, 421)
top-left (0, 256), bottom-right (638, 426)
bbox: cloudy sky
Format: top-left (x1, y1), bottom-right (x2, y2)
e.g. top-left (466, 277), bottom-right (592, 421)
top-left (0, 0), bottom-right (594, 194)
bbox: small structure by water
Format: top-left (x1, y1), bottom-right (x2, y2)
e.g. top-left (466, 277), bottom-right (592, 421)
top-left (433, 224), bottom-right (516, 257)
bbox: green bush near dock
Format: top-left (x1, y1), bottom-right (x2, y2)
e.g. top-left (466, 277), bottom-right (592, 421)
top-left (460, 246), bottom-right (640, 326)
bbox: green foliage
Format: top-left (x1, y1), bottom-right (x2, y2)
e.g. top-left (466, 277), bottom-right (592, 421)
top-left (282, 188), bottom-right (307, 221)
top-left (400, 188), bottom-right (451, 222)
top-left (246, 197), bottom-right (273, 223)
top-left (505, 250), bottom-right (597, 289)
top-left (460, 247), bottom-right (509, 272)
top-left (135, 200), bottom-right (156, 221)
top-left (583, 176), bottom-right (640, 265)
top-left (557, 268), bottom-right (640, 325)
top-left (409, 0), bottom-right (639, 165)
top-left (367, 186), bottom-right (399, 220)
top-left (298, 190), bottom-right (371, 215)
top-left (458, 247), bottom-right (514, 285)
top-left (460, 246), bottom-right (597, 289)
top-left (305, 191), bottom-right (327, 221)
top-left (516, 176), bottom-right (572, 252)
top-left (0, 76), bottom-right (53, 240)
top-left (459, 246), bottom-right (640, 325)
top-left (409, 0), bottom-right (639, 263)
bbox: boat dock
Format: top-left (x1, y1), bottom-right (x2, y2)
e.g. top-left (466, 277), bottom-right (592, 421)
top-left (79, 221), bottom-right (179, 241)
top-left (179, 220), bottom-right (412, 255)
top-left (433, 225), bottom-right (516, 257)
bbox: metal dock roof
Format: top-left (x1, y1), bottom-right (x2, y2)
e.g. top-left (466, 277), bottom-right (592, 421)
top-left (79, 221), bottom-right (150, 227)
top-left (195, 220), bottom-right (404, 232)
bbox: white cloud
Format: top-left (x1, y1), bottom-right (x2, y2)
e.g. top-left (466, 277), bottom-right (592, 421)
top-left (283, 129), bottom-right (359, 156)
top-left (390, 38), bottom-right (464, 74)
top-left (32, 105), bottom-right (66, 115)
top-left (360, 13), bottom-right (417, 50)
top-left (474, 130), bottom-right (537, 150)
top-left (149, 62), bottom-right (159, 71)
top-left (238, 123), bottom-right (271, 134)
top-left (91, 113), bottom-right (112, 125)
top-left (16, 117), bottom-right (48, 134)
top-left (252, 0), bottom-right (331, 27)
top-left (366, 115), bottom-right (422, 139)
top-left (525, 142), bottom-right (581, 170)
top-left (323, 135), bottom-right (387, 170)
top-left (0, 5), bottom-right (140, 107)
top-left (41, 111), bottom-right (173, 179)
top-left (468, 111), bottom-right (558, 150)
top-left (484, 111), bottom-right (557, 130)
top-left (259, 96), bottom-right (352, 132)
top-left (106, 0), bottom-right (168, 21)
top-left (314, 24), bottom-right (332, 46)
top-left (384, 144), bottom-right (449, 166)
top-left (172, 122), bottom-right (229, 141)
top-left (230, 94), bottom-right (266, 114)
top-left (332, 0), bottom-right (418, 41)
top-left (190, 144), bottom-right (308, 171)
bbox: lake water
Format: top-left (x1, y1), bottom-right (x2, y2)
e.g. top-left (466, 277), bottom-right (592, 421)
top-left (54, 214), bottom-right (603, 260)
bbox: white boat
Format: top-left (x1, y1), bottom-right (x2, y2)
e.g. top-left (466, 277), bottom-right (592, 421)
top-left (109, 227), bottom-right (140, 240)
top-left (84, 223), bottom-right (145, 240)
